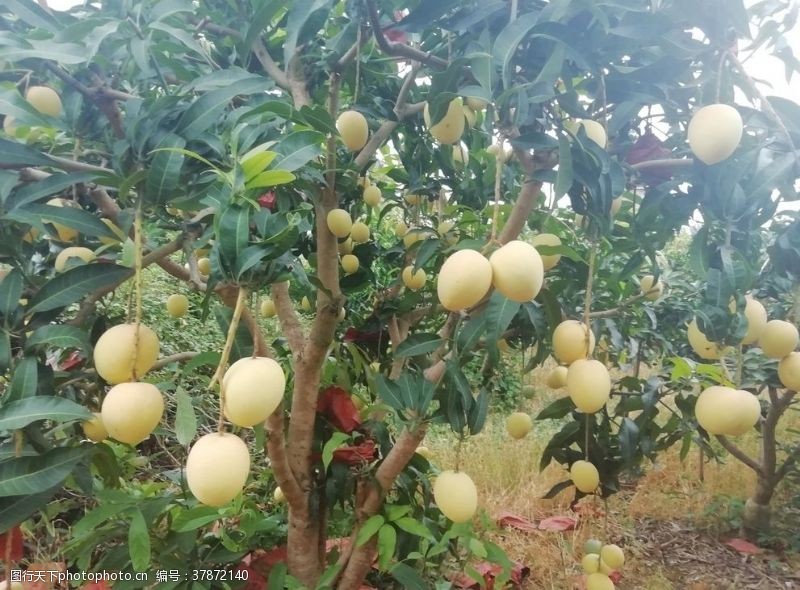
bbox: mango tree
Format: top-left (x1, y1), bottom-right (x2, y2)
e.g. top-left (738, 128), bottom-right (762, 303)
top-left (0, 0), bottom-right (799, 587)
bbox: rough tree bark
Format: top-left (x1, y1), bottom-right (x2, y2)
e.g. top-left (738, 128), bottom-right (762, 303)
top-left (717, 387), bottom-right (798, 539)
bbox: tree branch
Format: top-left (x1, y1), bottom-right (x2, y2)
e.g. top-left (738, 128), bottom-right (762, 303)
top-left (151, 351), bottom-right (199, 370)
top-left (0, 156), bottom-right (109, 175)
top-left (588, 292), bottom-right (650, 319)
top-left (630, 158), bottom-right (693, 171)
top-left (365, 0), bottom-right (448, 69)
top-left (271, 281), bottom-right (305, 357)
top-left (196, 20), bottom-right (290, 90)
top-left (717, 435), bottom-right (764, 476)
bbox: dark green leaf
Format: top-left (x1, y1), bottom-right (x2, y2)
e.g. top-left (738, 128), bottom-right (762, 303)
top-left (390, 563), bottom-right (427, 590)
top-left (554, 135), bottom-right (573, 198)
top-left (6, 172), bottom-right (99, 210)
top-left (395, 333), bottom-right (443, 358)
top-left (0, 396), bottom-right (91, 431)
top-left (542, 479), bottom-right (572, 500)
top-left (0, 487), bottom-right (60, 532)
top-left (0, 138), bottom-right (55, 167)
top-left (0, 446), bottom-right (88, 496)
top-left (0, 269), bottom-right (23, 318)
top-left (536, 397), bottom-right (575, 420)
top-left (467, 389), bottom-right (489, 435)
top-left (272, 130), bottom-right (325, 172)
top-left (28, 264), bottom-right (130, 313)
top-left (178, 77), bottom-right (272, 139)
top-left (172, 506), bottom-right (221, 532)
top-left (7, 357), bottom-right (38, 403)
top-left (25, 325), bottom-right (91, 353)
top-left (145, 133), bottom-right (186, 203)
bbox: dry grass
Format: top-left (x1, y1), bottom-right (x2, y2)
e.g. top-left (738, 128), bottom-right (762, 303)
top-left (425, 362), bottom-right (800, 589)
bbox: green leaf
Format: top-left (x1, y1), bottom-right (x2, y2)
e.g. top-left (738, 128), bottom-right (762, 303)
top-left (377, 524), bottom-right (397, 571)
top-left (375, 375), bottom-right (404, 410)
top-left (284, 0), bottom-right (332, 64)
top-left (1, 0), bottom-right (60, 32)
top-left (128, 508), bottom-right (151, 572)
top-left (7, 357), bottom-right (38, 402)
top-left (355, 514), bottom-right (385, 547)
top-left (0, 446), bottom-right (88, 496)
top-left (272, 130), bottom-right (324, 172)
top-left (0, 39), bottom-right (88, 64)
top-left (0, 396), bottom-right (91, 431)
top-left (554, 135), bottom-right (573, 198)
top-left (243, 0), bottom-right (288, 56)
top-left (395, 333), bottom-right (443, 358)
top-left (0, 487), bottom-right (60, 532)
top-left (485, 291), bottom-right (521, 343)
top-left (171, 505), bottom-right (221, 532)
top-left (0, 138), bottom-right (55, 167)
top-left (0, 269), bottom-right (23, 318)
top-left (393, 517), bottom-right (435, 542)
top-left (321, 432), bottom-right (350, 470)
top-left (246, 169), bottom-right (296, 189)
top-left (297, 104), bottom-right (336, 134)
top-left (6, 204), bottom-right (117, 240)
top-left (390, 563), bottom-right (427, 590)
top-left (174, 387), bottom-right (197, 446)
top-left (0, 332), bottom-right (10, 373)
top-left (28, 264), bottom-right (130, 313)
top-left (468, 389), bottom-right (489, 435)
top-left (25, 325), bottom-right (91, 353)
top-left (266, 563), bottom-right (287, 590)
top-left (215, 203), bottom-right (251, 269)
top-left (6, 172), bottom-right (99, 211)
top-left (241, 148), bottom-right (278, 182)
top-left (177, 77), bottom-right (272, 139)
top-left (536, 396), bottom-right (574, 420)
top-left (145, 133), bottom-right (186, 203)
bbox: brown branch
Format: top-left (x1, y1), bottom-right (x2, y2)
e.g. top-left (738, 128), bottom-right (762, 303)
top-left (272, 281), bottom-right (305, 357)
top-left (335, 425), bottom-right (427, 588)
top-left (716, 435), bottom-right (764, 476)
top-left (196, 20), bottom-right (290, 90)
top-left (151, 351), bottom-right (199, 370)
top-left (44, 62), bottom-right (137, 101)
top-left (0, 156), bottom-right (109, 175)
top-left (588, 292), bottom-right (649, 319)
top-left (365, 0), bottom-right (448, 69)
top-left (217, 283), bottom-right (303, 505)
top-left (630, 158), bottom-right (693, 171)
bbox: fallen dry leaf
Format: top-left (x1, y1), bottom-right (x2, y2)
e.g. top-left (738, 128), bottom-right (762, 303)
top-left (538, 515), bottom-right (577, 532)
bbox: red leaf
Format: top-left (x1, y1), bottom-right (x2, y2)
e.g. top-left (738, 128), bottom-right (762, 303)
top-left (625, 131), bottom-right (673, 182)
top-left (609, 570), bottom-right (623, 583)
top-left (333, 439), bottom-right (376, 466)
top-left (0, 525), bottom-right (23, 561)
top-left (538, 515), bottom-right (577, 531)
top-left (257, 191), bottom-right (276, 210)
top-left (725, 538), bottom-right (763, 554)
top-left (80, 583), bottom-right (112, 590)
top-left (496, 511), bottom-right (538, 533)
top-left (450, 560), bottom-right (530, 589)
top-left (60, 350), bottom-right (84, 371)
top-left (317, 386), bottom-right (361, 433)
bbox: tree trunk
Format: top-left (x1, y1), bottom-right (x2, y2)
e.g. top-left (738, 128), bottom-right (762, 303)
top-left (287, 505), bottom-right (324, 587)
top-left (743, 477), bottom-right (774, 539)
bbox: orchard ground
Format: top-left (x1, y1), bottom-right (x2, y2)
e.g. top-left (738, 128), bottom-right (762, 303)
top-left (92, 262), bottom-right (800, 590)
